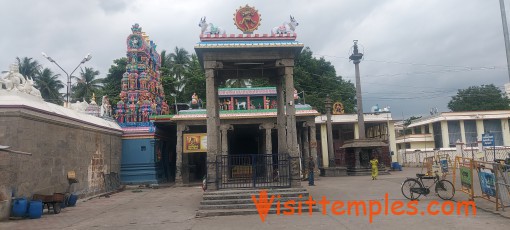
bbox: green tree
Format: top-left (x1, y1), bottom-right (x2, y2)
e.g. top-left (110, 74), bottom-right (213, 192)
top-left (34, 68), bottom-right (64, 105)
top-left (102, 58), bottom-right (127, 105)
top-left (294, 47), bottom-right (356, 113)
top-left (72, 67), bottom-right (103, 103)
top-left (169, 46), bottom-right (190, 92)
top-left (180, 54), bottom-right (206, 104)
top-left (16, 57), bottom-right (41, 80)
top-left (447, 84), bottom-right (510, 111)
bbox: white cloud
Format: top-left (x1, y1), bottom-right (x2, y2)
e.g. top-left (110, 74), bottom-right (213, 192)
top-left (2, 0), bottom-right (509, 118)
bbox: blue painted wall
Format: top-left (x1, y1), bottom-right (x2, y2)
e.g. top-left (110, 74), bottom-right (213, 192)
top-left (120, 138), bottom-right (164, 184)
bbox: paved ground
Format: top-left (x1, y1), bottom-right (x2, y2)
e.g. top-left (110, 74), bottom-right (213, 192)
top-left (1, 168), bottom-right (509, 230)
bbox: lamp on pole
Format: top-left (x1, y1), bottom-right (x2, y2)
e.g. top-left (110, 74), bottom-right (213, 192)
top-left (42, 52), bottom-right (92, 107)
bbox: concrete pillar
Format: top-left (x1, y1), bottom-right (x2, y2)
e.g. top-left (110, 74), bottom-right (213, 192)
top-left (460, 120), bottom-right (466, 144)
top-left (476, 119), bottom-right (484, 140)
top-left (320, 124), bottom-right (329, 168)
top-left (440, 120), bottom-right (449, 148)
top-left (175, 124), bottom-right (188, 186)
top-left (205, 61), bottom-right (222, 190)
top-left (276, 76), bottom-right (287, 154)
top-left (354, 123), bottom-right (360, 139)
top-left (388, 120), bottom-right (397, 162)
top-left (501, 119), bottom-right (510, 146)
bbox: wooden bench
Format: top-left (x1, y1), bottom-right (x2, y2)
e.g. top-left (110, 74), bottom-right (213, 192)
top-left (32, 193), bottom-right (65, 214)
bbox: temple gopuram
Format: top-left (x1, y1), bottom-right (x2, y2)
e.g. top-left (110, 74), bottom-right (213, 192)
top-left (117, 6), bottom-right (396, 187)
top-left (118, 24), bottom-right (171, 184)
top-left (116, 23), bottom-right (168, 125)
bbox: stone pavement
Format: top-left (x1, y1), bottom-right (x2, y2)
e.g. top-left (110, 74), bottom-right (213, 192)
top-left (1, 168), bottom-right (509, 230)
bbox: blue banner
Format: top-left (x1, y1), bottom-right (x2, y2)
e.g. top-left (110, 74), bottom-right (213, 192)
top-left (478, 171), bottom-right (496, 197)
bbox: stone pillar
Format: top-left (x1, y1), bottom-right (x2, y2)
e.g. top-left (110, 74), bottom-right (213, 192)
top-left (325, 96), bottom-right (335, 167)
top-left (175, 124), bottom-right (188, 186)
top-left (260, 123), bottom-right (275, 180)
top-left (276, 76), bottom-right (287, 154)
top-left (354, 148), bottom-right (361, 168)
top-left (302, 122), bottom-right (310, 177)
top-left (308, 122), bottom-right (319, 171)
top-left (280, 59), bottom-right (300, 187)
top-left (220, 124), bottom-right (233, 156)
top-left (205, 61), bottom-right (222, 190)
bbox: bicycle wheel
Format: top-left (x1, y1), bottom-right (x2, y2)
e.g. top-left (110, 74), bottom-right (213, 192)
top-left (401, 178), bottom-right (423, 200)
top-left (435, 179), bottom-right (455, 200)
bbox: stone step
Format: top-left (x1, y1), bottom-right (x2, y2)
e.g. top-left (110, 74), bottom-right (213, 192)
top-left (200, 196), bottom-right (310, 205)
top-left (204, 187), bottom-right (307, 196)
top-left (199, 202), bottom-right (317, 210)
top-left (203, 191), bottom-right (309, 200)
top-left (196, 207), bottom-right (321, 218)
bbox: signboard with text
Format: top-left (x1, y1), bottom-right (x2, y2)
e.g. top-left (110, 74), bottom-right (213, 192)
top-left (183, 133), bottom-right (208, 153)
top-left (460, 166), bottom-right (472, 189)
top-left (482, 133), bottom-right (494, 147)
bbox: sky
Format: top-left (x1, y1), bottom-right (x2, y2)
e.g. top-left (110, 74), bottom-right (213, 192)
top-left (2, 0), bottom-right (510, 119)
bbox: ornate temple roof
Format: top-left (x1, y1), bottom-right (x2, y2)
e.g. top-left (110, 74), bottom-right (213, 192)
top-left (195, 39), bottom-right (303, 49)
top-left (151, 104), bottom-right (319, 122)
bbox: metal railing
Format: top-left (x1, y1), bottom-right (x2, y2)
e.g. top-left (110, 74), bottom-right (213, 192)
top-left (216, 154), bottom-right (291, 189)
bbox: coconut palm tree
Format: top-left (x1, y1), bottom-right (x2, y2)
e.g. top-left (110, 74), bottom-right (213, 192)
top-left (169, 47), bottom-right (190, 93)
top-left (72, 67), bottom-right (103, 103)
top-left (16, 57), bottom-right (41, 80)
top-left (34, 68), bottom-right (64, 105)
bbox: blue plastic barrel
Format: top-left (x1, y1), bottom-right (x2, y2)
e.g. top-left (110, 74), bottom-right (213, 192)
top-left (67, 194), bottom-right (78, 206)
top-left (28, 200), bottom-right (43, 219)
top-left (391, 162), bottom-right (402, 171)
top-left (11, 197), bottom-right (28, 217)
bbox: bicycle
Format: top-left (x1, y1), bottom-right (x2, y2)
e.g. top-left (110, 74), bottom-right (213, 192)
top-left (401, 171), bottom-right (455, 200)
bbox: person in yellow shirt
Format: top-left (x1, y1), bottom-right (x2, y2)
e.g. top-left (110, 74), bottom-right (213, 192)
top-left (370, 156), bottom-right (379, 180)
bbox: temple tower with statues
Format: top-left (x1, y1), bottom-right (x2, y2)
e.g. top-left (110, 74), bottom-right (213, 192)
top-left (117, 24), bottom-right (171, 184)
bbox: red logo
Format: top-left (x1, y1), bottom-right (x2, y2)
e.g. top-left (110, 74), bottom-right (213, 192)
top-left (234, 5), bottom-right (261, 33)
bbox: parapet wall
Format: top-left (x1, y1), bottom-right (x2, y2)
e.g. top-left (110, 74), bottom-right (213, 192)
top-left (0, 95), bottom-right (123, 202)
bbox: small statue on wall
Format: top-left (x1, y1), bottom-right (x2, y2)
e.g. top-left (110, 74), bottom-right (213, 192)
top-left (271, 15), bottom-right (299, 35)
top-left (101, 95), bottom-right (112, 117)
top-left (199, 17), bottom-right (226, 35)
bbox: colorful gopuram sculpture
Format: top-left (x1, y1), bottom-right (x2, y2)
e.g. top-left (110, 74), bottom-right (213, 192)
top-left (116, 23), bottom-right (167, 124)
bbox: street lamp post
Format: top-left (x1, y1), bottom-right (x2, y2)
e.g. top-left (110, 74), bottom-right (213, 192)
top-left (42, 52), bottom-right (92, 107)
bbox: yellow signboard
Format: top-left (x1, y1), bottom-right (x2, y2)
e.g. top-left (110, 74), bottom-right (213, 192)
top-left (183, 133), bottom-right (208, 153)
